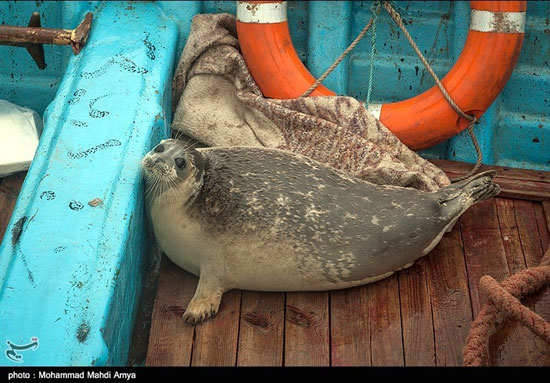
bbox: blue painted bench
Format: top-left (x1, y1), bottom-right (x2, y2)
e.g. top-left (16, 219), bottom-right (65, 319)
top-left (0, 1), bottom-right (182, 366)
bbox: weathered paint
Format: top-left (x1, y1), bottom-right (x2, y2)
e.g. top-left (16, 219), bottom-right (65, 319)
top-left (236, 1), bottom-right (288, 24)
top-left (341, 1), bottom-right (549, 170)
top-left (469, 9), bottom-right (526, 33)
top-left (0, 1), bottom-right (179, 366)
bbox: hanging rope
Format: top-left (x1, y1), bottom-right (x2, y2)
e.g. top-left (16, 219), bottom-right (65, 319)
top-left (381, 1), bottom-right (482, 182)
top-left (302, 1), bottom-right (483, 181)
top-left (366, 1), bottom-right (381, 106)
top-left (301, 2), bottom-right (381, 98)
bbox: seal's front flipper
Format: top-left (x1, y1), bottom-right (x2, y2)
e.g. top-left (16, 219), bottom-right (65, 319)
top-left (183, 274), bottom-right (225, 324)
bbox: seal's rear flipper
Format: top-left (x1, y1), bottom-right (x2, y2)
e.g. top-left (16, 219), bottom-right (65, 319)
top-left (437, 170), bottom-right (500, 205)
top-left (437, 171), bottom-right (499, 232)
top-left (447, 170), bottom-right (497, 189)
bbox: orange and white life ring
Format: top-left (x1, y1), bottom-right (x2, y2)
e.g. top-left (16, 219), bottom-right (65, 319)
top-left (236, 1), bottom-right (527, 150)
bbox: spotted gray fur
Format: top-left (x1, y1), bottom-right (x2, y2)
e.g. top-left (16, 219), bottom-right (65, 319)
top-left (190, 147), bottom-right (498, 283)
top-left (142, 139), bottom-right (500, 323)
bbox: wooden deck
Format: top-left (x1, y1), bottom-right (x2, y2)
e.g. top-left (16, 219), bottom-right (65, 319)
top-left (144, 160), bottom-right (550, 367)
top-left (1, 160), bottom-right (549, 367)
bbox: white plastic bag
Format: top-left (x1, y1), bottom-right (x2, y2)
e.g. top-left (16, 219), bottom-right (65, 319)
top-left (0, 100), bottom-right (43, 178)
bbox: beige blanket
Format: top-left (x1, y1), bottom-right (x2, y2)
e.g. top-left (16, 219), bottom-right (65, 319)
top-left (171, 13), bottom-right (450, 191)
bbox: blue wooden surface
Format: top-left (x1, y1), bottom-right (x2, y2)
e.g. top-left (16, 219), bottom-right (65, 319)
top-left (0, 1), bottom-right (179, 366)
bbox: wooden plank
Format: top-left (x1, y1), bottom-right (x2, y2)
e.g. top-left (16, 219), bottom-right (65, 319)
top-left (367, 275), bottom-right (404, 366)
top-left (513, 199), bottom-right (550, 365)
top-left (430, 159), bottom-right (550, 184)
top-left (496, 198), bottom-right (528, 274)
top-left (424, 225), bottom-right (473, 366)
top-left (490, 198), bottom-right (547, 366)
top-left (0, 172), bottom-right (26, 244)
top-left (543, 201), bottom-right (550, 238)
top-left (430, 159), bottom-right (550, 201)
top-left (461, 198), bottom-right (546, 365)
top-left (284, 292), bottom-right (330, 366)
top-left (516, 200), bottom-right (550, 268)
top-left (191, 289), bottom-right (241, 366)
top-left (236, 291), bottom-right (285, 366)
top-left (444, 172), bottom-right (550, 201)
top-left (398, 258), bottom-right (436, 366)
top-left (145, 256), bottom-right (196, 366)
top-left (460, 198), bottom-right (510, 316)
top-left (330, 285), bottom-right (371, 366)
top-left (128, 247), bottom-right (162, 366)
top-left (534, 202), bottom-right (549, 252)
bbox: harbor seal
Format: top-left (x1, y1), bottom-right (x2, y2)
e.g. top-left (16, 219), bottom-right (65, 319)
top-left (142, 139), bottom-right (500, 323)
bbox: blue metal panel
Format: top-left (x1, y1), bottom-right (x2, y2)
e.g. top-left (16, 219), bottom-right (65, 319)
top-left (307, 2), bottom-right (352, 94)
top-left (0, 1), bottom-right (179, 366)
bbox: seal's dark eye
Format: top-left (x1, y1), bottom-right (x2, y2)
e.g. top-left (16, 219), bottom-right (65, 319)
top-left (175, 158), bottom-right (186, 169)
top-left (154, 145), bottom-right (164, 153)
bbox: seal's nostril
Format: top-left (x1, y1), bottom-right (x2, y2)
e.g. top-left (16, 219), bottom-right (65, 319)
top-left (154, 144), bottom-right (164, 153)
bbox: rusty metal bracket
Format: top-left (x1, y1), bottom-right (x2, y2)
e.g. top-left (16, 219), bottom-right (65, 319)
top-left (0, 11), bottom-right (93, 70)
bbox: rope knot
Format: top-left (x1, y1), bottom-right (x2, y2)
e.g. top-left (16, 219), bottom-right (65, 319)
top-left (463, 254), bottom-right (550, 366)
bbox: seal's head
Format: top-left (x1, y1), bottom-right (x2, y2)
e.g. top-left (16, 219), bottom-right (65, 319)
top-left (142, 138), bottom-right (205, 207)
